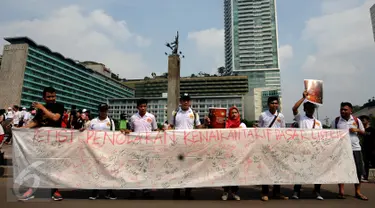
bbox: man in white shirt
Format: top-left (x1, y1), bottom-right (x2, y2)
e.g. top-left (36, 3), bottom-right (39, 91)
top-left (331, 102), bottom-right (368, 201)
top-left (169, 93), bottom-right (207, 200)
top-left (12, 105), bottom-right (21, 127)
top-left (87, 103), bottom-right (117, 200)
top-left (291, 91), bottom-right (324, 200)
top-left (6, 107), bottom-right (14, 120)
top-left (126, 98), bottom-right (157, 199)
top-left (258, 96), bottom-right (288, 201)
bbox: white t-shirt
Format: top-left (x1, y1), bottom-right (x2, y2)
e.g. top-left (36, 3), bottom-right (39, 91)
top-left (6, 111), bottom-right (14, 119)
top-left (294, 113), bottom-right (322, 129)
top-left (129, 112), bottom-right (157, 133)
top-left (89, 117), bottom-right (115, 131)
top-left (0, 124), bottom-right (4, 135)
top-left (172, 107), bottom-right (201, 130)
top-left (331, 115), bottom-right (364, 151)
top-left (258, 110), bottom-right (285, 128)
top-left (12, 111), bottom-right (21, 125)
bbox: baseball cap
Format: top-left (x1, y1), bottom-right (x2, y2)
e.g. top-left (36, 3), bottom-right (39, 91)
top-left (180, 93), bottom-right (191, 100)
top-left (98, 103), bottom-right (109, 111)
top-left (22, 107), bottom-right (26, 110)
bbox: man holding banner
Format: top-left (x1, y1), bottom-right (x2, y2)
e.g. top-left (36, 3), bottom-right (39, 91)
top-left (126, 98), bottom-right (158, 199)
top-left (18, 87), bottom-right (64, 201)
top-left (291, 91), bottom-right (324, 200)
top-left (332, 102), bottom-right (368, 201)
top-left (169, 93), bottom-right (207, 200)
top-left (87, 103), bottom-right (117, 200)
top-left (258, 96), bottom-right (288, 201)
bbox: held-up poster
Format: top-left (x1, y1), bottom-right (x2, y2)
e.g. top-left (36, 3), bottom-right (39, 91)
top-left (12, 127), bottom-right (358, 189)
top-left (304, 79), bottom-right (323, 105)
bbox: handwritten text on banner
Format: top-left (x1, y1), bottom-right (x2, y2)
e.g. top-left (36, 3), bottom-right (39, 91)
top-left (12, 128), bottom-right (358, 189)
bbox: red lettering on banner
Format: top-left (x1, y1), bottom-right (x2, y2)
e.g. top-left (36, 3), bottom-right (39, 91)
top-left (200, 131), bottom-right (210, 142)
top-left (311, 130), bottom-right (320, 140)
top-left (33, 129), bottom-right (41, 142)
top-left (227, 130), bottom-right (236, 141)
top-left (153, 131), bottom-right (163, 144)
top-left (184, 131), bottom-right (200, 145)
top-left (115, 133), bottom-right (127, 145)
top-left (285, 129), bottom-right (298, 140)
top-left (275, 129), bottom-right (287, 140)
top-left (318, 130), bottom-right (328, 139)
top-left (93, 131), bottom-right (104, 147)
top-left (86, 130), bottom-right (95, 143)
top-left (221, 130), bottom-right (228, 140)
top-left (254, 128), bottom-right (264, 139)
top-left (245, 129), bottom-right (254, 139)
top-left (56, 129), bottom-right (68, 143)
top-left (183, 131), bottom-right (191, 145)
top-left (329, 130), bottom-right (339, 139)
top-left (338, 130), bottom-right (347, 139)
top-left (265, 128), bottom-right (273, 141)
top-left (209, 130), bottom-right (218, 141)
top-left (215, 130), bottom-right (222, 142)
top-left (165, 131), bottom-right (176, 144)
top-left (104, 131), bottom-right (115, 145)
top-left (299, 129), bottom-right (309, 140)
top-left (144, 132), bottom-right (152, 144)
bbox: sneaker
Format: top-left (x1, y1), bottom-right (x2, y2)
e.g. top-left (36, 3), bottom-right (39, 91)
top-left (292, 192), bottom-right (299, 200)
top-left (105, 191), bottom-right (117, 200)
top-left (361, 179), bottom-right (369, 183)
top-left (261, 195), bottom-right (269, 201)
top-left (221, 192), bottom-right (229, 201)
top-left (52, 190), bottom-right (63, 201)
top-left (232, 193), bottom-right (240, 201)
top-left (89, 190), bottom-right (99, 200)
top-left (18, 188), bottom-right (35, 201)
top-left (273, 193), bottom-right (288, 200)
top-left (316, 193), bottom-right (324, 201)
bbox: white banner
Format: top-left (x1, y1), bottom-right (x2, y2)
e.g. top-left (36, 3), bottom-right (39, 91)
top-left (12, 127), bottom-right (358, 189)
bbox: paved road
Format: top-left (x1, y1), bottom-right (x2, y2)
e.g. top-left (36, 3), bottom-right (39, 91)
top-left (0, 177), bottom-right (374, 208)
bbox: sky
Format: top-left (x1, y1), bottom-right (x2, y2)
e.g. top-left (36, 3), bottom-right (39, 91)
top-left (0, 0), bottom-right (375, 123)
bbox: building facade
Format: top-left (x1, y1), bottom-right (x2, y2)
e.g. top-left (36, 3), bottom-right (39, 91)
top-left (244, 87), bottom-right (280, 121)
top-left (123, 75), bottom-right (249, 98)
top-left (108, 96), bottom-right (245, 124)
top-left (224, 0), bottom-right (281, 94)
top-left (370, 4), bottom-right (375, 42)
top-left (0, 37), bottom-right (134, 113)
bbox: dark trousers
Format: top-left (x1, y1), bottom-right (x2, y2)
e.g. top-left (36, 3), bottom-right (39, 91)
top-left (363, 153), bottom-right (375, 180)
top-left (294, 184), bottom-right (321, 194)
top-left (173, 188), bottom-right (192, 195)
top-left (223, 186), bottom-right (239, 193)
top-left (262, 185), bottom-right (280, 195)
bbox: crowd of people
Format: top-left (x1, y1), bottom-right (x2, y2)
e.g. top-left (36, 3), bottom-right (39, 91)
top-left (0, 87), bottom-right (374, 202)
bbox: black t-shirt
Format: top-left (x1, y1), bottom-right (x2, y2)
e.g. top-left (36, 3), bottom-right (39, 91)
top-left (364, 127), bottom-right (375, 155)
top-left (33, 102), bottom-right (64, 127)
top-left (74, 118), bottom-right (84, 129)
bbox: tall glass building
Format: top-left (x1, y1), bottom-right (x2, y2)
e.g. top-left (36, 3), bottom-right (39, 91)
top-left (0, 37), bottom-right (134, 113)
top-left (224, 0), bottom-right (281, 92)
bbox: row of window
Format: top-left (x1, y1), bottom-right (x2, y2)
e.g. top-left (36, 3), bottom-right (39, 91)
top-left (28, 47), bottom-right (134, 96)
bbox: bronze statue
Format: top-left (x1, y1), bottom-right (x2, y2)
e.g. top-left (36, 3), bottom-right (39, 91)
top-left (165, 31), bottom-right (179, 55)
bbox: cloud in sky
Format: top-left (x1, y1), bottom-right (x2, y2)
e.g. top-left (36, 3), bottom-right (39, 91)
top-left (300, 0), bottom-right (375, 121)
top-left (0, 5), bottom-right (151, 78)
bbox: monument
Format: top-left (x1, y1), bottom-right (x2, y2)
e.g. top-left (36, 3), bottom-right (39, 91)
top-left (165, 32), bottom-right (181, 124)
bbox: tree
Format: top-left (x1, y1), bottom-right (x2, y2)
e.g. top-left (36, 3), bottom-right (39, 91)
top-left (191, 73), bottom-right (197, 77)
top-left (151, 72), bottom-right (156, 78)
top-left (352, 105), bottom-right (361, 113)
top-left (217, 66), bottom-right (225, 76)
top-left (144, 76), bottom-right (150, 80)
top-left (161, 72), bottom-right (168, 78)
